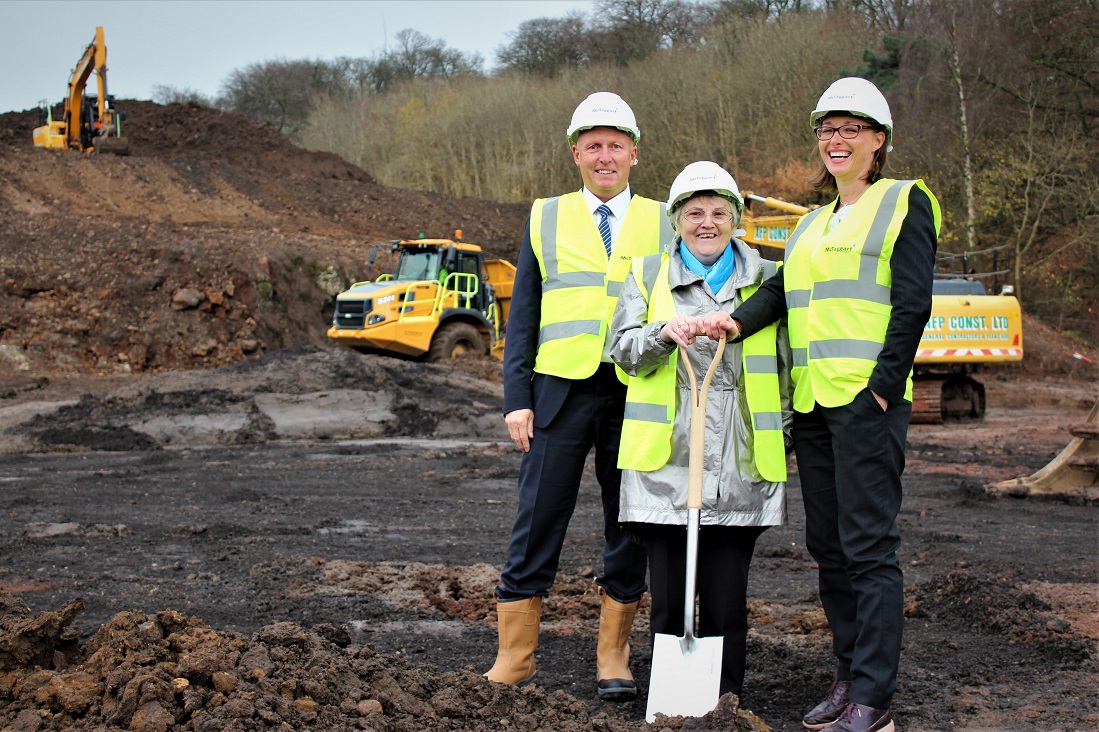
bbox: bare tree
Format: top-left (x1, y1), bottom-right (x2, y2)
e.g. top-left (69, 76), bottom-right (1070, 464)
top-left (151, 85), bottom-right (214, 107)
top-left (1006, 96), bottom-right (1089, 300)
top-left (496, 13), bottom-right (590, 76)
top-left (828, 0), bottom-right (910, 31)
top-left (219, 58), bottom-right (346, 136)
top-left (386, 29), bottom-right (483, 81)
top-left (946, 6), bottom-right (976, 251)
top-left (589, 0), bottom-right (691, 65)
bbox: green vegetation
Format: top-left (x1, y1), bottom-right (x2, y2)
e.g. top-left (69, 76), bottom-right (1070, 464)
top-left (255, 277), bottom-right (274, 308)
top-left (166, 0), bottom-right (1099, 329)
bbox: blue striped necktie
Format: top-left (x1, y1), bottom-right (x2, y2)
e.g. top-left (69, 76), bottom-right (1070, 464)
top-left (596, 204), bottom-right (612, 255)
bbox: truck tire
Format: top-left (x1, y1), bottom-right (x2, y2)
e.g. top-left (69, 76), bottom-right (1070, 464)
top-left (428, 323), bottom-right (487, 362)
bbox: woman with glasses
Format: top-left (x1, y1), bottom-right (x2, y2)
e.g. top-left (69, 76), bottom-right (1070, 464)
top-left (698, 78), bottom-right (940, 732)
top-left (608, 160), bottom-right (793, 702)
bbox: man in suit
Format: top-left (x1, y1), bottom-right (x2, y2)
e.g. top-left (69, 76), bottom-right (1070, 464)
top-left (484, 92), bottom-right (672, 701)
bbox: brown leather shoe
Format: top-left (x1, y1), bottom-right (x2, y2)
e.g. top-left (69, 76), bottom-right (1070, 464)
top-left (822, 703), bottom-right (894, 732)
top-left (802, 676), bottom-right (851, 729)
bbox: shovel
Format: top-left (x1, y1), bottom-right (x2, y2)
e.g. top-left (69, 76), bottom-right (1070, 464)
top-left (645, 334), bottom-right (727, 723)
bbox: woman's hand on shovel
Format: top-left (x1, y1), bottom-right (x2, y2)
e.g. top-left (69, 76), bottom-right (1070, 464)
top-left (660, 315), bottom-right (703, 348)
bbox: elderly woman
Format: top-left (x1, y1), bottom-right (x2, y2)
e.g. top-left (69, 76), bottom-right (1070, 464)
top-left (703, 78), bottom-right (940, 732)
top-left (609, 160), bottom-right (792, 700)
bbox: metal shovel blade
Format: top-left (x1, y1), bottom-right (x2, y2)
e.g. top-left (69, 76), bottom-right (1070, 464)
top-left (644, 336), bottom-right (727, 723)
top-left (645, 630), bottom-right (723, 722)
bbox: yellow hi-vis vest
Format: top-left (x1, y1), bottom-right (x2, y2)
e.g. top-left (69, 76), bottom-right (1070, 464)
top-left (530, 191), bottom-right (671, 380)
top-left (617, 252), bottom-right (787, 482)
top-left (783, 178), bottom-right (942, 410)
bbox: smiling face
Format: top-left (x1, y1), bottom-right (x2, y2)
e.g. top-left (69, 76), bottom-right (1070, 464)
top-left (572, 127), bottom-right (637, 201)
top-left (677, 195), bottom-right (735, 266)
top-left (818, 114), bottom-right (886, 188)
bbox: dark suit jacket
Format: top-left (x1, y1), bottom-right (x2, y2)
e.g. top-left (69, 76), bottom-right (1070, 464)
top-left (502, 215), bottom-right (573, 428)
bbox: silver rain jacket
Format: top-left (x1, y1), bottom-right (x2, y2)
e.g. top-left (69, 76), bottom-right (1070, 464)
top-left (609, 238), bottom-right (793, 527)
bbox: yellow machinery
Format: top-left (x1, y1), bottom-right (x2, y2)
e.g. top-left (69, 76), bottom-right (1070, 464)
top-left (986, 398), bottom-right (1099, 501)
top-left (740, 193), bottom-right (810, 252)
top-left (740, 192), bottom-right (1024, 423)
top-left (327, 237), bottom-right (515, 361)
top-left (33, 26), bottom-right (129, 155)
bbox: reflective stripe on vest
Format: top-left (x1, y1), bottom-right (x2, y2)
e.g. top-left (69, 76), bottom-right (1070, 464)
top-left (783, 178), bottom-right (941, 409)
top-left (618, 252), bottom-right (787, 481)
top-left (531, 191), bottom-right (668, 379)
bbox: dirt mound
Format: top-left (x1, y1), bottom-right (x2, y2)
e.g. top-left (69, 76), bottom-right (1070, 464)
top-left (909, 570), bottom-right (1094, 664)
top-left (1014, 314), bottom-right (1098, 378)
top-left (0, 597), bottom-right (768, 732)
top-left (0, 101), bottom-right (527, 377)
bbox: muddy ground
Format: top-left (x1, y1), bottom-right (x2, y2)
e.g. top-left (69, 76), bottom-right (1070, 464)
top-left (1, 100), bottom-right (1097, 731)
top-left (0, 347), bottom-right (1097, 732)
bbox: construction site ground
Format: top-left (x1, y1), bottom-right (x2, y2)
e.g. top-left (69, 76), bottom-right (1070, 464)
top-left (0, 102), bottom-right (1096, 731)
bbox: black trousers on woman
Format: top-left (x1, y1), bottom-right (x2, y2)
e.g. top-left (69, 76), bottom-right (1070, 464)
top-left (641, 523), bottom-right (767, 696)
top-left (793, 387), bottom-right (911, 710)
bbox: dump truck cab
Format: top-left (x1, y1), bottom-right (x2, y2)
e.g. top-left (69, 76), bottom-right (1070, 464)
top-left (327, 238), bottom-right (515, 361)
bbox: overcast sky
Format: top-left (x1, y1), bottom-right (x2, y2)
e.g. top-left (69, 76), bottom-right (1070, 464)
top-left (2, 0), bottom-right (592, 114)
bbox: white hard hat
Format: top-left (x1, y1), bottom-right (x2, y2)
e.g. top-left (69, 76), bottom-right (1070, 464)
top-left (566, 92), bottom-right (640, 145)
top-left (810, 77), bottom-right (893, 152)
top-left (666, 161), bottom-right (744, 226)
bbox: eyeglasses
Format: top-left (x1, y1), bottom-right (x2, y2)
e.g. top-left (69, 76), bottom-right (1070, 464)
top-left (681, 209), bottom-right (733, 225)
top-left (814, 124), bottom-right (876, 141)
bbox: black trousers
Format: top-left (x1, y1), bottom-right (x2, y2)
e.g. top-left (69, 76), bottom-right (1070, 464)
top-left (497, 366), bottom-right (648, 603)
top-left (793, 387), bottom-right (911, 709)
top-left (643, 523), bottom-right (766, 696)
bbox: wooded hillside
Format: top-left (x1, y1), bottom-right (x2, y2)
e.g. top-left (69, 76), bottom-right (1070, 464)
top-left (188, 0), bottom-right (1099, 333)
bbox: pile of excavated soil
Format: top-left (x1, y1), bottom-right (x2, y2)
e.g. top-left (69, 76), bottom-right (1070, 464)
top-left (0, 101), bottom-right (528, 377)
top-left (0, 596), bottom-right (768, 732)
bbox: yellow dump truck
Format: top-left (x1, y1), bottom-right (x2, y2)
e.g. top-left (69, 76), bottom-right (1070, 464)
top-left (326, 238), bottom-right (515, 361)
top-left (740, 192), bottom-right (1024, 423)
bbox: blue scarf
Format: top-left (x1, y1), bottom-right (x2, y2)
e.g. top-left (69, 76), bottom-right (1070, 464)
top-left (679, 240), bottom-right (737, 294)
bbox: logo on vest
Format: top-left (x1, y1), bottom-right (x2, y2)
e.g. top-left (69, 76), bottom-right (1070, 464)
top-left (824, 245), bottom-right (853, 253)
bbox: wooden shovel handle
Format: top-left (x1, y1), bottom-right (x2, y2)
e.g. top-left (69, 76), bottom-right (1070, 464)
top-left (683, 335), bottom-right (727, 511)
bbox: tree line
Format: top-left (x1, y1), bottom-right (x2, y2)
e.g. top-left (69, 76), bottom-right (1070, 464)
top-left (154, 0), bottom-right (1098, 330)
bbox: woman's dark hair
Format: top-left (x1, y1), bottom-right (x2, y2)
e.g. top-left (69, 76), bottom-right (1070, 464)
top-left (808, 113), bottom-right (889, 193)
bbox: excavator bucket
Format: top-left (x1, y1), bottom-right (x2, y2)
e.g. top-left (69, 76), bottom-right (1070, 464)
top-left (986, 398), bottom-right (1099, 503)
top-left (94, 135), bottom-right (130, 156)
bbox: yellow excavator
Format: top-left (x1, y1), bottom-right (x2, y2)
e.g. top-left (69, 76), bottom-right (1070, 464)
top-left (739, 192), bottom-right (1024, 424)
top-left (33, 26), bottom-right (129, 155)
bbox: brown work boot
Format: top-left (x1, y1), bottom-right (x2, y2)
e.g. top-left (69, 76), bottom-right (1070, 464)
top-left (595, 586), bottom-right (640, 701)
top-left (821, 703), bottom-right (893, 732)
top-left (802, 675), bottom-right (851, 729)
top-left (484, 596), bottom-right (541, 684)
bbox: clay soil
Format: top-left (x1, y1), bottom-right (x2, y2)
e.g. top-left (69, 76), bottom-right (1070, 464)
top-left (1, 102), bottom-right (1097, 732)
